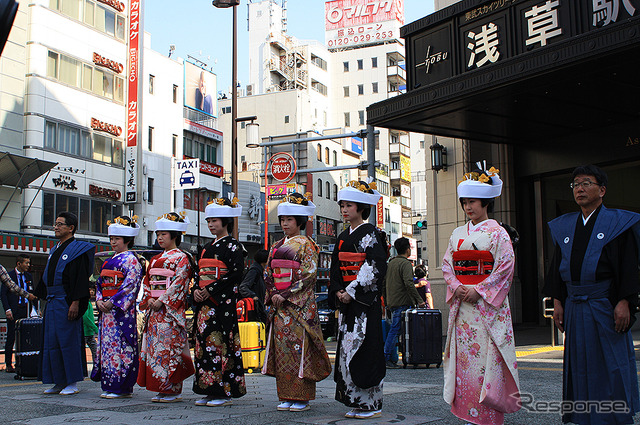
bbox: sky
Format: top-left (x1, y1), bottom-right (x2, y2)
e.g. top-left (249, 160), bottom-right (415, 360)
top-left (144, 0), bottom-right (435, 95)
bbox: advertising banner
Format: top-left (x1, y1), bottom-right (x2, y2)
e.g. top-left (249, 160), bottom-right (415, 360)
top-left (184, 62), bottom-right (217, 118)
top-left (125, 0), bottom-right (141, 204)
top-left (325, 0), bottom-right (404, 49)
top-left (400, 155), bottom-right (411, 182)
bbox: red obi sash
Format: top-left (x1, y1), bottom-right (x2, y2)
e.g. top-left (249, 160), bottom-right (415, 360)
top-left (149, 267), bottom-right (174, 297)
top-left (452, 250), bottom-right (494, 285)
top-left (338, 252), bottom-right (366, 282)
top-left (199, 258), bottom-right (228, 288)
top-left (100, 269), bottom-right (124, 298)
top-left (270, 258), bottom-right (300, 291)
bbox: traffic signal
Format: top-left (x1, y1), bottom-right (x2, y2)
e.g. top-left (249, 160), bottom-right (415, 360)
top-left (416, 220), bottom-right (427, 229)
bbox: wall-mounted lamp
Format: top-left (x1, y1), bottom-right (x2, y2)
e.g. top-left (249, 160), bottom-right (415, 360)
top-left (430, 141), bottom-right (447, 172)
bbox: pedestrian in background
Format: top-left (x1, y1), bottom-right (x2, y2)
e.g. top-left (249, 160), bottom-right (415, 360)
top-left (384, 237), bottom-right (425, 369)
top-left (92, 216), bottom-right (143, 399)
top-left (442, 164), bottom-right (521, 424)
top-left (330, 180), bottom-right (387, 420)
top-left (413, 265), bottom-right (433, 308)
top-left (263, 192), bottom-right (331, 412)
top-left (137, 212), bottom-right (194, 403)
top-left (192, 196), bottom-right (246, 407)
top-left (82, 287), bottom-right (98, 369)
top-left (239, 248), bottom-right (269, 323)
top-left (543, 164), bottom-right (640, 425)
top-left (1, 254), bottom-right (35, 373)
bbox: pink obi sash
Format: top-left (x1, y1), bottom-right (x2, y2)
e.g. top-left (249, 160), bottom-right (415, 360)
top-left (100, 269), bottom-right (124, 298)
top-left (149, 268), bottom-right (174, 297)
top-left (271, 258), bottom-right (300, 291)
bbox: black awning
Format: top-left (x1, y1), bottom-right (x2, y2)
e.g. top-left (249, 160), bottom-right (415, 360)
top-left (367, 16), bottom-right (640, 146)
top-left (0, 152), bottom-right (57, 188)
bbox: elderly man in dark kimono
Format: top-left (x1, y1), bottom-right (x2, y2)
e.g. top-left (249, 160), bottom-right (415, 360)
top-left (34, 211), bottom-right (95, 395)
top-left (543, 164), bottom-right (640, 425)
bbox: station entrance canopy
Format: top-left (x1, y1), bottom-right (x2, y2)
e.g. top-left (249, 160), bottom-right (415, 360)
top-left (367, 0), bottom-right (640, 145)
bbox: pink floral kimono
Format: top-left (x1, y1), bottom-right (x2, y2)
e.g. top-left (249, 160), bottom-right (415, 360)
top-left (442, 219), bottom-right (521, 425)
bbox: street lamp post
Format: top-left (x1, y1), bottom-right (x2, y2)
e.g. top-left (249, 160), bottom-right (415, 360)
top-left (212, 0), bottom-right (240, 239)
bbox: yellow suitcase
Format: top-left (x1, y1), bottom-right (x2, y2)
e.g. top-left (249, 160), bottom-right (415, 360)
top-left (238, 321), bottom-right (265, 373)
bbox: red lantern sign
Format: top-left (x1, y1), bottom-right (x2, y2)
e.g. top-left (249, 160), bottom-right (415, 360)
top-left (268, 153), bottom-right (297, 183)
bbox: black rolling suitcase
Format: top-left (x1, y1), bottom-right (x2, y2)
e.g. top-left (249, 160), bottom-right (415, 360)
top-left (401, 308), bottom-right (442, 369)
top-left (15, 317), bottom-right (43, 379)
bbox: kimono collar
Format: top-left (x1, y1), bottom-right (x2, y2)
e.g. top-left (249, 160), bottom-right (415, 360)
top-left (349, 222), bottom-right (365, 234)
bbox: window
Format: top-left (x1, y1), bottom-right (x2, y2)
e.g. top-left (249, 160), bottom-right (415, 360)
top-left (221, 106), bottom-right (231, 114)
top-left (420, 139), bottom-right (425, 149)
top-left (43, 191), bottom-right (119, 234)
top-left (149, 75), bottom-right (154, 94)
top-left (52, 0), bottom-right (126, 40)
top-left (358, 84), bottom-right (364, 95)
top-left (333, 150), bottom-right (337, 167)
top-left (318, 179), bottom-right (322, 197)
top-left (343, 61), bottom-right (349, 72)
top-left (172, 134), bottom-right (178, 157)
top-left (372, 57), bottom-right (378, 68)
top-left (344, 112), bottom-right (350, 127)
top-left (284, 115), bottom-right (290, 123)
top-left (317, 144), bottom-right (322, 161)
top-left (311, 54), bottom-right (327, 70)
top-left (343, 86), bottom-right (349, 97)
top-left (333, 184), bottom-right (338, 201)
top-left (357, 59), bottom-right (363, 70)
top-left (372, 82), bottom-right (379, 93)
top-left (325, 147), bottom-right (330, 164)
top-left (390, 133), bottom-right (399, 144)
top-left (182, 133), bottom-right (218, 163)
top-left (326, 181), bottom-right (330, 199)
top-left (359, 110), bottom-right (365, 126)
top-left (391, 160), bottom-right (399, 170)
top-left (93, 134), bottom-right (111, 163)
top-left (173, 85), bottom-right (178, 103)
top-left (59, 55), bottom-right (80, 86)
top-left (46, 49), bottom-right (124, 103)
top-left (44, 120), bottom-right (122, 166)
top-left (148, 127), bottom-right (154, 151)
top-left (311, 79), bottom-right (327, 96)
top-left (47, 51), bottom-right (59, 79)
top-left (148, 178), bottom-right (154, 204)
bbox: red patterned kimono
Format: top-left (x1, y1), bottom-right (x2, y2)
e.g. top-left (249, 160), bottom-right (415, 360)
top-left (137, 248), bottom-right (195, 394)
top-left (263, 235), bottom-right (332, 401)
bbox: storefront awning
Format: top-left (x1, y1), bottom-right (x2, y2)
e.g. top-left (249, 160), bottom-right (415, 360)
top-left (367, 6), bottom-right (640, 146)
top-left (0, 152), bottom-right (57, 188)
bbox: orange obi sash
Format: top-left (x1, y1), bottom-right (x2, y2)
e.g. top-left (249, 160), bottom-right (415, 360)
top-left (149, 268), bottom-right (174, 297)
top-left (100, 269), bottom-right (124, 298)
top-left (338, 252), bottom-right (366, 282)
top-left (199, 258), bottom-right (228, 288)
top-left (452, 250), bottom-right (494, 285)
top-left (271, 258), bottom-right (300, 291)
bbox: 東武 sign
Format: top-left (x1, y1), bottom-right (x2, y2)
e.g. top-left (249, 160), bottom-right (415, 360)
top-left (175, 158), bottom-right (200, 190)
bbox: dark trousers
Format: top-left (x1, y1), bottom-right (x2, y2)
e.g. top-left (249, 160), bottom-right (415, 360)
top-left (5, 305), bottom-right (28, 366)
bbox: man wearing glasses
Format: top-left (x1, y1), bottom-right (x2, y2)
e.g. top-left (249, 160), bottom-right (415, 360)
top-left (544, 165), bottom-right (640, 425)
top-left (33, 212), bottom-right (95, 396)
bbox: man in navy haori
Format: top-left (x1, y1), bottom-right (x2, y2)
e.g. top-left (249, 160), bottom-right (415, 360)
top-left (34, 212), bottom-right (95, 396)
top-left (543, 165), bottom-right (640, 425)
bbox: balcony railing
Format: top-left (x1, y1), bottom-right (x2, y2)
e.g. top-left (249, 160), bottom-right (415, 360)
top-left (184, 107), bottom-right (217, 129)
top-left (389, 143), bottom-right (411, 156)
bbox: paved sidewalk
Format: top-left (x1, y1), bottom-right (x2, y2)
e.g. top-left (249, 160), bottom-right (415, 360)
top-left (0, 326), bottom-right (638, 424)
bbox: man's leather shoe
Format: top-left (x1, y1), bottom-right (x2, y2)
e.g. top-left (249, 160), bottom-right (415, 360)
top-left (5, 366), bottom-right (14, 373)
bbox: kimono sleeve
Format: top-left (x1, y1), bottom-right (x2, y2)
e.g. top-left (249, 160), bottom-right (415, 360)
top-left (542, 243), bottom-right (567, 305)
top-left (473, 226), bottom-right (515, 309)
top-left (442, 234), bottom-right (463, 304)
